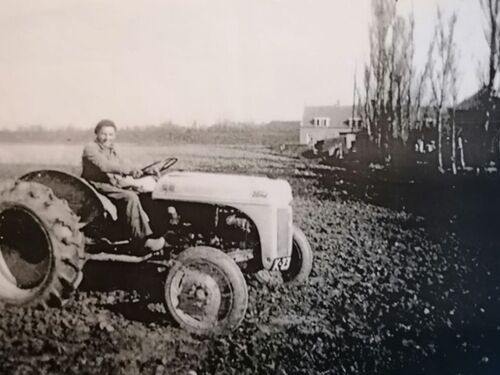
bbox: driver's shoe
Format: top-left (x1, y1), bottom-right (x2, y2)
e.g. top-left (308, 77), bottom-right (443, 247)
top-left (144, 237), bottom-right (166, 252)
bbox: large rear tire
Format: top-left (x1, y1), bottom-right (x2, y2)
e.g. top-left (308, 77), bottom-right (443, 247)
top-left (0, 181), bottom-right (85, 307)
top-left (164, 246), bottom-right (248, 335)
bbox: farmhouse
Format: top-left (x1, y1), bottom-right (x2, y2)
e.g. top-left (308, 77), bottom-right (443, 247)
top-left (299, 104), bottom-right (360, 148)
top-left (454, 87), bottom-right (500, 166)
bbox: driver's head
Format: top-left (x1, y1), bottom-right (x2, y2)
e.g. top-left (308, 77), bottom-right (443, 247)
top-left (94, 119), bottom-right (117, 148)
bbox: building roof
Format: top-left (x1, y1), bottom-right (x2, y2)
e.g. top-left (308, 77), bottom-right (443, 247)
top-left (456, 86), bottom-right (500, 111)
top-left (301, 105), bottom-right (353, 128)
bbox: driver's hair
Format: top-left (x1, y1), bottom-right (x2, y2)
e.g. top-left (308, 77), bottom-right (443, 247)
top-left (94, 119), bottom-right (117, 134)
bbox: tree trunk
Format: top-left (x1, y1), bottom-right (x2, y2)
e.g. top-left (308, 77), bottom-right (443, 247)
top-left (483, 93), bottom-right (493, 166)
top-left (436, 109), bottom-right (444, 172)
top-left (451, 108), bottom-right (457, 174)
top-left (458, 136), bottom-right (466, 169)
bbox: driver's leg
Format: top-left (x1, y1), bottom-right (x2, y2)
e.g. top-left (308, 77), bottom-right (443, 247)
top-left (107, 189), bottom-right (152, 239)
top-left (102, 188), bottom-right (165, 251)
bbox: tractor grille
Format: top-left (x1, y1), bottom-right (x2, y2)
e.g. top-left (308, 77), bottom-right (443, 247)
top-left (276, 207), bottom-right (292, 257)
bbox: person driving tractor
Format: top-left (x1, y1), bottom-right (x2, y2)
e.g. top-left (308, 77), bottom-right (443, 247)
top-left (81, 119), bottom-right (165, 252)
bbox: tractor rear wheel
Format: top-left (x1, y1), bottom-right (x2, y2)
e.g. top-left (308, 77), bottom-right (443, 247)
top-left (0, 181), bottom-right (85, 308)
top-left (164, 246), bottom-right (248, 335)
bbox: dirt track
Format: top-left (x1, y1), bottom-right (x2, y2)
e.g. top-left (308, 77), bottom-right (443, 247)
top-left (0, 145), bottom-right (499, 374)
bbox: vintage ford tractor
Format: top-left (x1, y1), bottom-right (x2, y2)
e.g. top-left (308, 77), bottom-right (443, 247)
top-left (0, 158), bottom-right (313, 334)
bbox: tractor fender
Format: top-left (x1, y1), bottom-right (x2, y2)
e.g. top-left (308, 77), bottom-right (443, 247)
top-left (20, 170), bottom-right (117, 224)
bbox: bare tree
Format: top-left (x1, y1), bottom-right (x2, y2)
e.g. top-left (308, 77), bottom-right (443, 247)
top-left (363, 66), bottom-right (373, 139)
top-left (428, 8), bottom-right (458, 172)
top-left (480, 0), bottom-right (500, 91)
top-left (403, 13), bottom-right (416, 140)
top-left (410, 51), bottom-right (432, 139)
top-left (366, 0), bottom-right (397, 157)
top-left (450, 48), bottom-right (460, 175)
top-left (361, 0), bottom-right (419, 164)
top-left (480, 0), bottom-right (500, 164)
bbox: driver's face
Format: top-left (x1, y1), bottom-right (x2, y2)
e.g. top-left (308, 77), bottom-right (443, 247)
top-left (96, 126), bottom-right (116, 148)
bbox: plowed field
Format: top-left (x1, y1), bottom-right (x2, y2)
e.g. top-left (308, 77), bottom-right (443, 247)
top-left (0, 144), bottom-right (499, 374)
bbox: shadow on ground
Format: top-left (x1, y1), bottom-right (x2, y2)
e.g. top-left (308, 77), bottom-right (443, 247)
top-left (312, 160), bottom-right (500, 375)
top-left (79, 261), bottom-right (171, 325)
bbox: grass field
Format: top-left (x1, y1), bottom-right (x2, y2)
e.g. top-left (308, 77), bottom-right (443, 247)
top-left (0, 143), bottom-right (499, 374)
top-left (0, 143), bottom-right (280, 170)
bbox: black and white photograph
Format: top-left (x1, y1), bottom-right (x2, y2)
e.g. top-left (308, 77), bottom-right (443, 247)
top-left (0, 0), bottom-right (499, 374)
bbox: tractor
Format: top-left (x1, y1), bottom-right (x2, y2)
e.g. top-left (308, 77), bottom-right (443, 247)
top-left (0, 158), bottom-right (313, 334)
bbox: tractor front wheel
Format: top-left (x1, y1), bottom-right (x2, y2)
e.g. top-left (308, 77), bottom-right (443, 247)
top-left (0, 181), bottom-right (84, 308)
top-left (255, 225), bottom-right (313, 285)
top-left (281, 225), bottom-right (314, 284)
top-left (164, 246), bottom-right (248, 335)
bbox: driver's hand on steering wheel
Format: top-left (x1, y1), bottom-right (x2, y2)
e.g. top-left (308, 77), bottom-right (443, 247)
top-left (143, 166), bottom-right (161, 178)
top-left (131, 168), bottom-right (144, 179)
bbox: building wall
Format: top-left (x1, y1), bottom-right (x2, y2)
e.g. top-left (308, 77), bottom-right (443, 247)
top-left (345, 133), bottom-right (356, 149)
top-left (300, 127), bottom-right (343, 145)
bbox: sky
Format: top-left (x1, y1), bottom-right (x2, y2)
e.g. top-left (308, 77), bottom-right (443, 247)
top-left (0, 0), bottom-right (486, 129)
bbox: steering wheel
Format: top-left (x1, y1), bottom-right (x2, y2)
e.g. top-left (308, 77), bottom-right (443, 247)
top-left (141, 157), bottom-right (178, 176)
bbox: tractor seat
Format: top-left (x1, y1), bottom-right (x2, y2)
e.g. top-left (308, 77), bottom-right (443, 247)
top-left (91, 190), bottom-right (118, 221)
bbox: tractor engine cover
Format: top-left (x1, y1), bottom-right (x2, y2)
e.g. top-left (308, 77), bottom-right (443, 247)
top-left (152, 172), bottom-right (293, 207)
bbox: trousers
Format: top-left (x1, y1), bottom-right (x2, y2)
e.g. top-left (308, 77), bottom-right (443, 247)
top-left (92, 182), bottom-right (153, 239)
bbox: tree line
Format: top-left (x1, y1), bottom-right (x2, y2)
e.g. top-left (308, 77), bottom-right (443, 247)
top-left (0, 121), bottom-right (299, 146)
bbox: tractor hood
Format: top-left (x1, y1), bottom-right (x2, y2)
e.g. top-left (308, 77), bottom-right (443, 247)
top-left (152, 171), bottom-right (293, 206)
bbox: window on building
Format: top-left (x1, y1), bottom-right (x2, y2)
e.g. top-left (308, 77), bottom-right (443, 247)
top-left (312, 117), bottom-right (330, 127)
